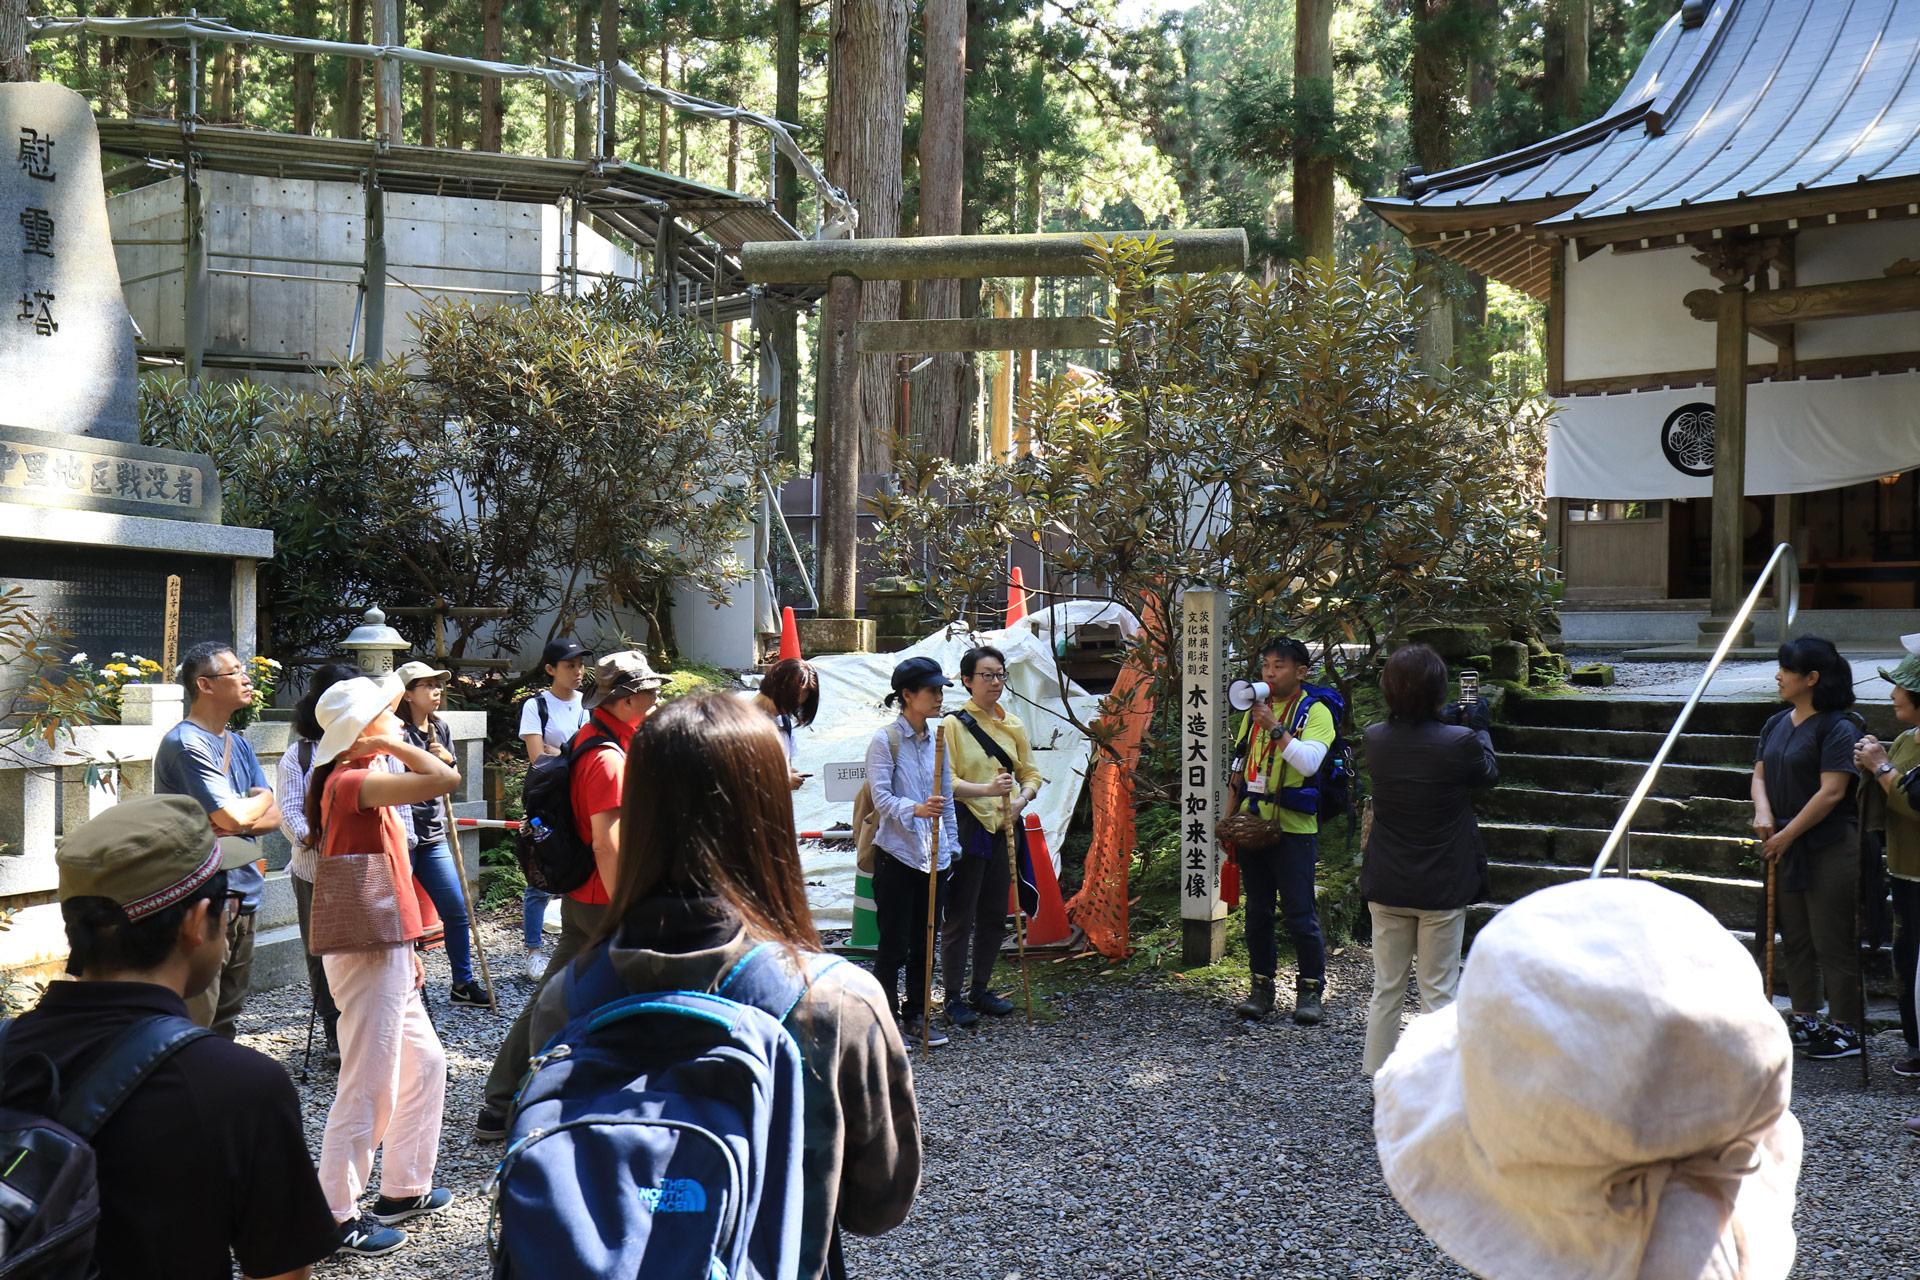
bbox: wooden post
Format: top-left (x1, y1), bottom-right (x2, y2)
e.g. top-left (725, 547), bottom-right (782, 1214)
top-left (991, 287), bottom-right (1012, 461)
top-left (182, 169), bottom-right (207, 384)
top-left (1706, 281), bottom-right (1749, 637)
top-left (821, 276), bottom-right (864, 618)
top-left (915, 0), bottom-right (967, 460)
top-left (162, 575), bottom-right (182, 682)
top-left (372, 0), bottom-right (403, 144)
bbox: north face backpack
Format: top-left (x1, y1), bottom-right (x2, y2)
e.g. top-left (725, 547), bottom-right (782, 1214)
top-left (0, 1015), bottom-right (209, 1279)
top-left (487, 942), bottom-right (844, 1280)
top-left (513, 723), bottom-right (618, 896)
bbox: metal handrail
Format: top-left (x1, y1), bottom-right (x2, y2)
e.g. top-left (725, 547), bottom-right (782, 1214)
top-left (1589, 541), bottom-right (1800, 879)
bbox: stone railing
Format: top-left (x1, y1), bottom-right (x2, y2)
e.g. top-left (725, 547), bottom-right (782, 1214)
top-left (0, 683), bottom-right (490, 989)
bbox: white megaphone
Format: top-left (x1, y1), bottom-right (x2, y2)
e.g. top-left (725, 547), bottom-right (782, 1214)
top-left (1228, 679), bottom-right (1272, 711)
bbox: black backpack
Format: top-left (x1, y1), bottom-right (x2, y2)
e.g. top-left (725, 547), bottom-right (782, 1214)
top-left (514, 723), bottom-right (619, 895)
top-left (0, 1014), bottom-right (208, 1279)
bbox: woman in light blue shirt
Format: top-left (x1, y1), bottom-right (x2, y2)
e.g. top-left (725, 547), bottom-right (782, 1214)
top-left (865, 655), bottom-right (959, 1047)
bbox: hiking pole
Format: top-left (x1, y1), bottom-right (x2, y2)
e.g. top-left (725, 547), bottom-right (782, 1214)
top-left (299, 998), bottom-right (318, 1085)
top-left (1765, 859), bottom-right (1776, 1003)
top-left (442, 792), bottom-right (499, 1010)
top-left (1857, 824), bottom-right (1871, 1087)
top-left (1005, 793), bottom-right (1032, 1026)
top-left (924, 731), bottom-right (947, 1058)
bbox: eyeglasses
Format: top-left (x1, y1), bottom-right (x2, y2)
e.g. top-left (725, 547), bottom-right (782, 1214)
top-left (971, 670), bottom-right (1008, 683)
top-left (216, 890), bottom-right (246, 922)
top-left (208, 668), bottom-right (248, 681)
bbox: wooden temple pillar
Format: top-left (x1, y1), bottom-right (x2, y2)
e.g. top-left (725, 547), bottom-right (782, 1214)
top-left (1705, 279), bottom-right (1749, 642)
top-left (1690, 239), bottom-right (1777, 648)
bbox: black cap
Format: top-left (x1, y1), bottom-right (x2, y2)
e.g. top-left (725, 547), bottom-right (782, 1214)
top-left (541, 638), bottom-right (589, 668)
top-left (890, 655), bottom-right (953, 693)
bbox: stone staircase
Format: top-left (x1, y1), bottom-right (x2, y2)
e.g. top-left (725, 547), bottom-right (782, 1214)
top-left (1475, 693), bottom-right (1900, 960)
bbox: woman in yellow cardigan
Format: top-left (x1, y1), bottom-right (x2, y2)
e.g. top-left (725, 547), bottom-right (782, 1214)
top-left (939, 645), bottom-right (1045, 1028)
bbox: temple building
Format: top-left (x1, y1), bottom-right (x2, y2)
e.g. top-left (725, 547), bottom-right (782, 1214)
top-left (1370, 0), bottom-right (1920, 649)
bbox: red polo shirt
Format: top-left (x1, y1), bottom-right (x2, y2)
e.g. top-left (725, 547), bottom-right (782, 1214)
top-left (568, 707), bottom-right (638, 904)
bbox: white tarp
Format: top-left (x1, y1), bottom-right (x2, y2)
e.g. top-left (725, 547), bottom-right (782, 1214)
top-left (1545, 369), bottom-right (1920, 499)
top-left (788, 614), bottom-right (1115, 929)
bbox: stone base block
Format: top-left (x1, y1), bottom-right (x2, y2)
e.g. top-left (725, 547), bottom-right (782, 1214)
top-left (797, 618), bottom-right (877, 655)
top-left (1696, 616), bottom-right (1756, 648)
top-left (249, 922), bottom-right (309, 994)
top-left (1181, 916), bottom-right (1226, 968)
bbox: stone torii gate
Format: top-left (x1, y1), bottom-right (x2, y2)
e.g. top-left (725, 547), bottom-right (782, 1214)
top-left (740, 228), bottom-right (1249, 625)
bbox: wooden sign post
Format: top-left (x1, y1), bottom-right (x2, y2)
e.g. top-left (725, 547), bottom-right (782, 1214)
top-left (162, 574), bottom-right (182, 681)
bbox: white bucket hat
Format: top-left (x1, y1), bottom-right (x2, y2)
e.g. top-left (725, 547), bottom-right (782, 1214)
top-left (1374, 878), bottom-right (1801, 1280)
top-left (312, 673), bottom-right (406, 768)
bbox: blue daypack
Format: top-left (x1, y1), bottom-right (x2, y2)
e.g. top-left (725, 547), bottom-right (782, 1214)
top-left (487, 942), bottom-right (844, 1280)
top-left (1233, 682), bottom-right (1355, 820)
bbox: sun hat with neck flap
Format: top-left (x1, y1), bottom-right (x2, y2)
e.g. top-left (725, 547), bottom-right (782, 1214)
top-left (1373, 877), bottom-right (1801, 1280)
top-left (311, 672), bottom-right (405, 768)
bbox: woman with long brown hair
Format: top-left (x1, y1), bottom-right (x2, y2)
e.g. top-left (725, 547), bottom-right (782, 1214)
top-left (529, 691), bottom-right (920, 1280)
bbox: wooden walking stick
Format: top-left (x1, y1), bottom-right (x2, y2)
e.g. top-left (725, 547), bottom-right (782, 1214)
top-left (923, 731), bottom-right (947, 1057)
top-left (441, 792), bottom-right (499, 1010)
top-left (1765, 858), bottom-right (1776, 1003)
top-left (1005, 793), bottom-right (1032, 1025)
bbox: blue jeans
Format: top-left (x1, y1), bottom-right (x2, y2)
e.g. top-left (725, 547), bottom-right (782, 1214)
top-left (411, 840), bottom-right (475, 986)
top-left (523, 886), bottom-right (552, 950)
top-left (1238, 830), bottom-right (1325, 983)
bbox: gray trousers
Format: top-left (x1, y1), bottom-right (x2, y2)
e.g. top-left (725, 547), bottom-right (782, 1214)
top-left (291, 874), bottom-right (340, 1038)
top-left (483, 897), bottom-right (609, 1114)
top-left (183, 909), bottom-right (257, 1040)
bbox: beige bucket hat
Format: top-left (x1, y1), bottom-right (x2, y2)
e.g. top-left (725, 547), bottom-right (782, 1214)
top-left (1374, 878), bottom-right (1801, 1280)
top-left (313, 672), bottom-right (406, 767)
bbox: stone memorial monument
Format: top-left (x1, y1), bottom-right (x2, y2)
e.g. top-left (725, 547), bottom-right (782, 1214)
top-left (1, 82), bottom-right (139, 442)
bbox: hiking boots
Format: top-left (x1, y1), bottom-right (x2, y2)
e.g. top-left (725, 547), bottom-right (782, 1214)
top-left (1293, 977), bottom-right (1325, 1026)
top-left (1234, 977), bottom-right (1276, 1020)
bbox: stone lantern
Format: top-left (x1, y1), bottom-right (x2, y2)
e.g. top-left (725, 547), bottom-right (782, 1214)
top-left (342, 606), bottom-right (409, 674)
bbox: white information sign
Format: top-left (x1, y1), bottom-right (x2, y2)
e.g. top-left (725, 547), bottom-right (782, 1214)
top-left (822, 761), bottom-right (867, 804)
top-left (1180, 587), bottom-right (1227, 924)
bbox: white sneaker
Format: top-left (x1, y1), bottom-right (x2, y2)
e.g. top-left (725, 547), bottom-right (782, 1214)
top-left (525, 948), bottom-right (551, 982)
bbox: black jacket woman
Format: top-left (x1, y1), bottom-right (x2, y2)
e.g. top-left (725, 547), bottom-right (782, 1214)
top-left (1752, 634), bottom-right (1864, 1060)
top-left (1359, 644), bottom-right (1499, 1076)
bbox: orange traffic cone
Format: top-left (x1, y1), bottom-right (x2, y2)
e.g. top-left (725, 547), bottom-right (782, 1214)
top-left (1015, 811), bottom-right (1072, 946)
top-left (1005, 567), bottom-right (1028, 626)
top-left (778, 606), bottom-right (801, 662)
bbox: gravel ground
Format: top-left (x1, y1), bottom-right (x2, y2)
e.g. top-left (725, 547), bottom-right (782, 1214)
top-left (233, 917), bottom-right (1920, 1279)
top-left (1562, 649), bottom-right (1901, 702)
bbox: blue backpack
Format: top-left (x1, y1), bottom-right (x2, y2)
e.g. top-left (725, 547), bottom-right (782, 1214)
top-left (1234, 682), bottom-right (1354, 820)
top-left (487, 941), bottom-right (844, 1280)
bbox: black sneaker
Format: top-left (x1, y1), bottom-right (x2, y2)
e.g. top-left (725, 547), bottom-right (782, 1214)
top-left (970, 990), bottom-right (1016, 1017)
top-left (945, 998), bottom-right (980, 1028)
top-left (474, 1107), bottom-right (509, 1142)
top-left (336, 1215), bottom-right (407, 1256)
top-left (1786, 1013), bottom-right (1818, 1050)
top-left (449, 982), bottom-right (493, 1008)
top-left (1891, 1055), bottom-right (1920, 1078)
top-left (1805, 1023), bottom-right (1863, 1060)
top-left (372, 1188), bottom-right (453, 1225)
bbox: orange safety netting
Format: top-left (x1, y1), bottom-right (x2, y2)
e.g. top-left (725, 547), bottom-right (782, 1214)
top-left (1066, 659), bottom-right (1155, 959)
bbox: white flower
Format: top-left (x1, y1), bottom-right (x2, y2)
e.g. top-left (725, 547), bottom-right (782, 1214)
top-left (70, 653), bottom-right (87, 664)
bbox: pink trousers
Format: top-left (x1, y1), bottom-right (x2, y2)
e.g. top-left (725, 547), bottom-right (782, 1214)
top-left (317, 943), bottom-right (447, 1221)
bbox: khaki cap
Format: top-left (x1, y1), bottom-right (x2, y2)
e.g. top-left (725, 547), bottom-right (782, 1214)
top-left (584, 650), bottom-right (669, 709)
top-left (57, 795), bottom-right (256, 920)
